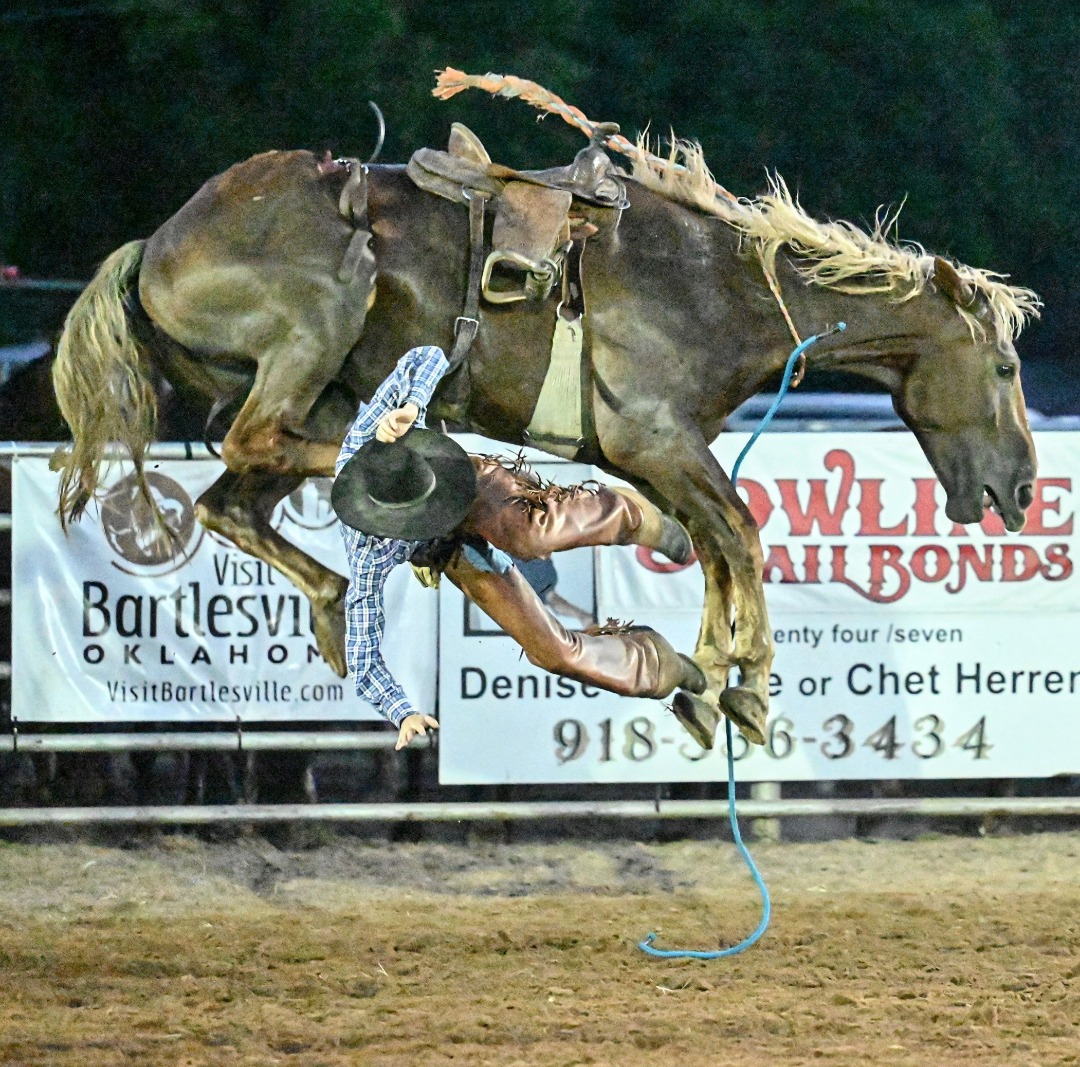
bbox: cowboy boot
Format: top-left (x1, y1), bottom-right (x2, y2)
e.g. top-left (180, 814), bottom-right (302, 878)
top-left (461, 458), bottom-right (693, 564)
top-left (443, 547), bottom-right (705, 699)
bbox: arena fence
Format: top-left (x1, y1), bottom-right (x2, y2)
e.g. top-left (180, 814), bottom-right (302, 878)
top-left (1, 444), bottom-right (1078, 830)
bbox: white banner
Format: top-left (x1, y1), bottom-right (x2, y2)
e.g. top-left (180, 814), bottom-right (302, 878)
top-left (12, 456), bottom-right (436, 723)
top-left (438, 433), bottom-right (1080, 784)
top-left (14, 433), bottom-right (1080, 783)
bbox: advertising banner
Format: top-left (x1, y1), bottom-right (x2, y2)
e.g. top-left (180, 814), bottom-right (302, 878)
top-left (12, 455), bottom-right (436, 723)
top-left (14, 432), bottom-right (1080, 783)
top-left (438, 432), bottom-right (1080, 784)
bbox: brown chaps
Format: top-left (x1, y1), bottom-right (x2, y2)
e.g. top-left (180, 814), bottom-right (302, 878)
top-left (437, 457), bottom-right (698, 700)
top-left (456, 456), bottom-right (647, 557)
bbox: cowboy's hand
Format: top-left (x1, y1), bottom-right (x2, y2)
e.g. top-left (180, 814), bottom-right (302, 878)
top-left (410, 562), bottom-right (441, 589)
top-left (395, 713), bottom-right (439, 750)
top-left (376, 402), bottom-right (420, 443)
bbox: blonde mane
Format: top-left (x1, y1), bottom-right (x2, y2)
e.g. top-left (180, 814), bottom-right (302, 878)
top-left (628, 138), bottom-right (1041, 344)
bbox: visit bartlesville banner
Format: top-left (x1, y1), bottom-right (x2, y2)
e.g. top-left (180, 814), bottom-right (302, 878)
top-left (12, 456), bottom-right (435, 723)
top-left (438, 432), bottom-right (1080, 784)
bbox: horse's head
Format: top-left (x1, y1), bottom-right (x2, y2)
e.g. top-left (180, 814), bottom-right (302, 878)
top-left (891, 258), bottom-right (1037, 533)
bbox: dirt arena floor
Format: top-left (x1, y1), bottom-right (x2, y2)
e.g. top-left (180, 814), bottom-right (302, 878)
top-left (0, 829), bottom-right (1077, 1066)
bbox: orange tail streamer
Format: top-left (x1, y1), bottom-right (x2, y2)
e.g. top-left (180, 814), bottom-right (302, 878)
top-left (432, 68), bottom-right (739, 206)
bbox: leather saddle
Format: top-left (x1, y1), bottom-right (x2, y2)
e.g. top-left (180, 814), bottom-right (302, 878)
top-left (407, 122), bottom-right (626, 303)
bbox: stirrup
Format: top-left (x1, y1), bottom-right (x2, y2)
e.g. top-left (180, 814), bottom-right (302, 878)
top-left (481, 249), bottom-right (562, 303)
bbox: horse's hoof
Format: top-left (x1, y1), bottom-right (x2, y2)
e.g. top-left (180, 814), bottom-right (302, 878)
top-left (671, 690), bottom-right (720, 750)
top-left (677, 654), bottom-right (707, 695)
top-left (323, 647), bottom-right (348, 678)
top-left (718, 686), bottom-right (768, 746)
top-left (312, 600), bottom-right (348, 678)
top-left (657, 515), bottom-right (694, 565)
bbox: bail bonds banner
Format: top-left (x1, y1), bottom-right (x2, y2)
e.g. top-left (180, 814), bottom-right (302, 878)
top-left (12, 456), bottom-right (435, 723)
top-left (437, 433), bottom-right (1080, 784)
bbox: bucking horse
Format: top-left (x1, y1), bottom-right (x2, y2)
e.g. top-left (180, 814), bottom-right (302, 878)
top-left (51, 72), bottom-right (1040, 747)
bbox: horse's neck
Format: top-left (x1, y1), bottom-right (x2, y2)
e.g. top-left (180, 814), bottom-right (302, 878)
top-left (778, 263), bottom-right (933, 393)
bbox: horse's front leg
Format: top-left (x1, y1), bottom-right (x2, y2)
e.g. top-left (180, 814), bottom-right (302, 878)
top-left (597, 417), bottom-right (772, 747)
top-left (693, 548), bottom-right (736, 685)
top-left (677, 480), bottom-right (772, 748)
top-left (194, 470), bottom-right (350, 676)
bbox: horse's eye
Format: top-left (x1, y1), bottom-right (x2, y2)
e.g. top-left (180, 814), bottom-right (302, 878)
top-left (996, 363), bottom-right (1017, 380)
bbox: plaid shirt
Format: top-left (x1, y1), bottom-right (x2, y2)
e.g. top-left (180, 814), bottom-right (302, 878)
top-left (336, 345), bottom-right (449, 726)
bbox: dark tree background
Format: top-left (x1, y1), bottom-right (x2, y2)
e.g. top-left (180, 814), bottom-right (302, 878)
top-left (2, 0), bottom-right (1077, 410)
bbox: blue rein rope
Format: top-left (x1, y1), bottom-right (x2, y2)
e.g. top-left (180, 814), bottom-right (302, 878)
top-left (638, 321), bottom-right (846, 961)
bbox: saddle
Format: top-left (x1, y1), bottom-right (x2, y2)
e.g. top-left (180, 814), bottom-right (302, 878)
top-left (404, 123), bottom-right (626, 451)
top-left (407, 121), bottom-right (626, 303)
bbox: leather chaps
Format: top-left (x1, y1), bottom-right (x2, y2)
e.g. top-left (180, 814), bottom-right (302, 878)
top-left (439, 457), bottom-right (702, 699)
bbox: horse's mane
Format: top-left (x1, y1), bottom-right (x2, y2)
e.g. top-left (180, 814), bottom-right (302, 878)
top-left (627, 138), bottom-right (1041, 344)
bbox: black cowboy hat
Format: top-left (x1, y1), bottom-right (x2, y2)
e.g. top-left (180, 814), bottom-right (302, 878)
top-left (331, 428), bottom-right (477, 540)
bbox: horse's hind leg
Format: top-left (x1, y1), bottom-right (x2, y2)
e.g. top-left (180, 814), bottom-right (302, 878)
top-left (220, 336), bottom-right (351, 479)
top-left (139, 152), bottom-right (376, 480)
top-left (194, 469), bottom-right (350, 676)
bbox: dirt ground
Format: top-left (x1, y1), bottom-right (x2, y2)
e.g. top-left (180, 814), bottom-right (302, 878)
top-left (0, 829), bottom-right (1077, 1067)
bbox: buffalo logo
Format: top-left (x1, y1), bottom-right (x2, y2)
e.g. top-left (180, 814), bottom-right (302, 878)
top-left (99, 471), bottom-right (203, 575)
top-left (279, 477), bottom-right (337, 530)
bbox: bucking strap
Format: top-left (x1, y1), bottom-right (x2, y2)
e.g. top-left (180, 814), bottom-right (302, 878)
top-left (523, 237), bottom-right (590, 459)
top-left (334, 161), bottom-right (376, 288)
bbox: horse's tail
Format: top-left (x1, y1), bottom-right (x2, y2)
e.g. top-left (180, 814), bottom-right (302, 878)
top-left (52, 239), bottom-right (159, 529)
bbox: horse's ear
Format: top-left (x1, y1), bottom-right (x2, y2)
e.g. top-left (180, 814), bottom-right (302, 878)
top-left (933, 256), bottom-right (975, 307)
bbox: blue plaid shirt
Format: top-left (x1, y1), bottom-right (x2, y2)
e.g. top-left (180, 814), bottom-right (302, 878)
top-left (336, 345), bottom-right (449, 726)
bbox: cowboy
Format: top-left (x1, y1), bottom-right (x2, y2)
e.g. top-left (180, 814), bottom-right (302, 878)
top-left (333, 344), bottom-right (705, 750)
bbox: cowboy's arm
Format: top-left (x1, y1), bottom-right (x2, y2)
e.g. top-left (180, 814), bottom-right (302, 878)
top-left (398, 345), bottom-right (449, 411)
top-left (369, 345), bottom-right (448, 424)
top-left (342, 345), bottom-right (450, 456)
top-left (352, 645), bottom-right (439, 749)
top-left (342, 535), bottom-right (439, 748)
top-left (376, 345), bottom-right (449, 440)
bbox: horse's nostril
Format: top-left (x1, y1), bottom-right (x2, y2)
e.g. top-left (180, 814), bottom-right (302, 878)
top-left (1017, 482), bottom-right (1034, 510)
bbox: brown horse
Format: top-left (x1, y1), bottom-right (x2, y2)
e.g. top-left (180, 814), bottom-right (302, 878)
top-left (50, 135), bottom-right (1040, 746)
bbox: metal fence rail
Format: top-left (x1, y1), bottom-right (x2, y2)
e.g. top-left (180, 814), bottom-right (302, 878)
top-left (3, 730), bottom-right (413, 753)
top-left (1, 796), bottom-right (1079, 828)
